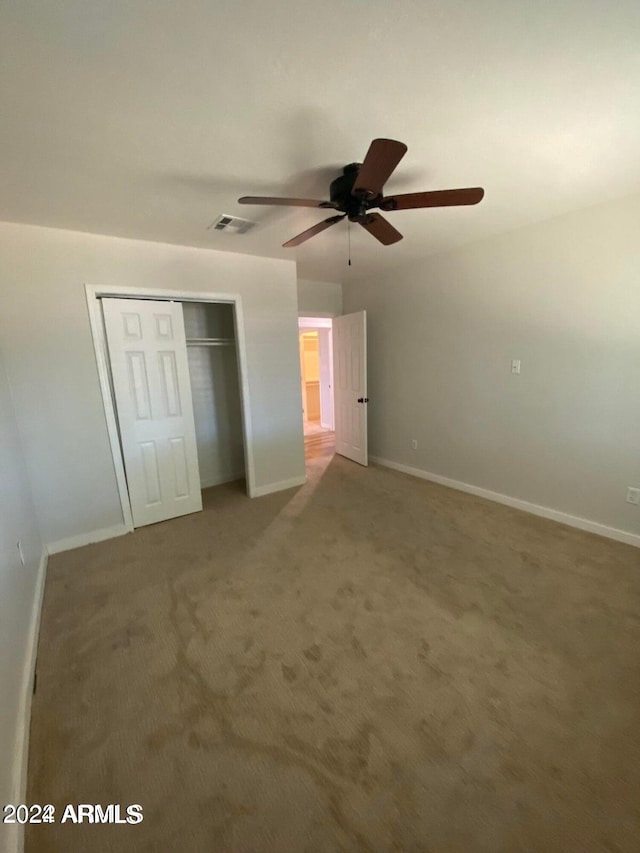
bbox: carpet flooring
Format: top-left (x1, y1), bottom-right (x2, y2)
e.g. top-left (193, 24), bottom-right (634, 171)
top-left (27, 446), bottom-right (640, 852)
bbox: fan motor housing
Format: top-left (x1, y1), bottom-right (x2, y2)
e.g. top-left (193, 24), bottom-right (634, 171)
top-left (329, 163), bottom-right (383, 220)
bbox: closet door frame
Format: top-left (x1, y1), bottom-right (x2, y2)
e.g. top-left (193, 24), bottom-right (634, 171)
top-left (85, 284), bottom-right (256, 533)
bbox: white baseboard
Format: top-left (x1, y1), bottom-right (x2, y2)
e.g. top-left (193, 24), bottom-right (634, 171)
top-left (47, 523), bottom-right (130, 555)
top-left (251, 475), bottom-right (307, 498)
top-left (8, 547), bottom-right (48, 853)
top-left (370, 456), bottom-right (640, 549)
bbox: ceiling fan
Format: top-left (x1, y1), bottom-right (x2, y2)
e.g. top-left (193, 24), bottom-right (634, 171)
top-left (238, 138), bottom-right (484, 248)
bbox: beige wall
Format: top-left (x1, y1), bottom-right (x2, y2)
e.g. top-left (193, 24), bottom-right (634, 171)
top-left (0, 348), bottom-right (44, 845)
top-left (297, 278), bottom-right (342, 316)
top-left (343, 191), bottom-right (640, 538)
top-left (0, 222), bottom-right (305, 546)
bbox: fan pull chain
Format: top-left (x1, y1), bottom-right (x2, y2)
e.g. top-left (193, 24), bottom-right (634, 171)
top-left (348, 219), bottom-right (351, 266)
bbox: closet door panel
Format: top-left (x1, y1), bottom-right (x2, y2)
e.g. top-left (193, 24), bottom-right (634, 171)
top-left (103, 298), bottom-right (202, 527)
top-left (126, 351), bottom-right (152, 421)
top-left (139, 441), bottom-right (162, 505)
top-left (169, 437), bottom-right (190, 498)
top-left (158, 351), bottom-right (182, 417)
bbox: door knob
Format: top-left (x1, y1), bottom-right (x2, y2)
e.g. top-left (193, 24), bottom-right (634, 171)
top-left (357, 397), bottom-right (370, 403)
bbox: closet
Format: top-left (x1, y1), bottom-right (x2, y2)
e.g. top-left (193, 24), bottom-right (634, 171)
top-left (101, 297), bottom-right (245, 529)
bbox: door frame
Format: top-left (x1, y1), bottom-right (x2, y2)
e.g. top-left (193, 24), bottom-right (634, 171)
top-left (86, 284), bottom-right (256, 533)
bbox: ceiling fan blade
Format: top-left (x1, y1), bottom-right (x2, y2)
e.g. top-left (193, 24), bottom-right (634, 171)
top-left (351, 139), bottom-right (408, 199)
top-left (380, 187), bottom-right (484, 211)
top-left (359, 212), bottom-right (403, 245)
top-left (282, 214), bottom-right (346, 248)
top-left (238, 196), bottom-right (336, 208)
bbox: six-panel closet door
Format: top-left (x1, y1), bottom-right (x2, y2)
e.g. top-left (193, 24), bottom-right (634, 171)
top-left (102, 298), bottom-right (202, 527)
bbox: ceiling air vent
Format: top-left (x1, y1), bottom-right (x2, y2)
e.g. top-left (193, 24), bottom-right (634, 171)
top-left (208, 214), bottom-right (255, 234)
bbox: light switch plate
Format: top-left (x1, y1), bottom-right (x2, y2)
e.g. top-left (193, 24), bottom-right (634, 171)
top-left (626, 487), bottom-right (640, 505)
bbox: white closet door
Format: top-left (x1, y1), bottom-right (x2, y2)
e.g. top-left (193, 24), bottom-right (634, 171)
top-left (333, 310), bottom-right (368, 466)
top-left (102, 298), bottom-right (202, 527)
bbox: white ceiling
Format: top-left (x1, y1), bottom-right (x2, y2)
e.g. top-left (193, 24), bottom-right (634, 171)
top-left (1, 0), bottom-right (639, 283)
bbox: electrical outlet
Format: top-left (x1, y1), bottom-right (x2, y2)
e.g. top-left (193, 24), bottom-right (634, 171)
top-left (17, 540), bottom-right (25, 566)
top-left (626, 487), bottom-right (640, 505)
top-left (411, 439), bottom-right (418, 450)
top-left (511, 359), bottom-right (521, 374)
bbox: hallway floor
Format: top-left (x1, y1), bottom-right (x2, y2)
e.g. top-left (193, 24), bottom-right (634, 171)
top-left (304, 428), bottom-right (335, 462)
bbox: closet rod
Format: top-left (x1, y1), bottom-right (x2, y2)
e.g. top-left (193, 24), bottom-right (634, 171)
top-left (186, 337), bottom-right (234, 347)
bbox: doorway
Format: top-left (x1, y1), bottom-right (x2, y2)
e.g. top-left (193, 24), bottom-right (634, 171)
top-left (298, 316), bottom-right (335, 459)
top-left (297, 311), bottom-right (369, 466)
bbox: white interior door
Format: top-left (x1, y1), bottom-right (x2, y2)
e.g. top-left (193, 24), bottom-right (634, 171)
top-left (102, 298), bottom-right (202, 527)
top-left (333, 310), bottom-right (368, 466)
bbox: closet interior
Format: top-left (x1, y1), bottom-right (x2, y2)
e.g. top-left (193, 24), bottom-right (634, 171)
top-left (183, 301), bottom-right (245, 490)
